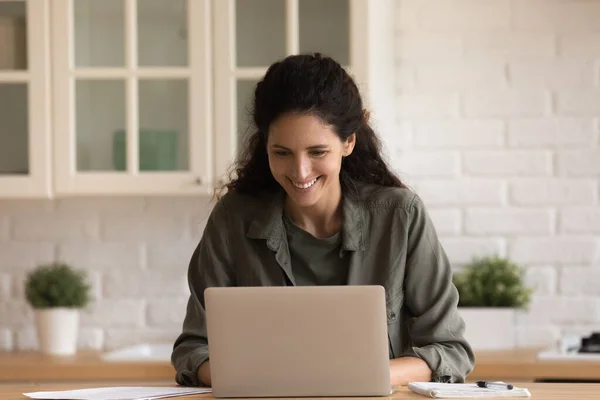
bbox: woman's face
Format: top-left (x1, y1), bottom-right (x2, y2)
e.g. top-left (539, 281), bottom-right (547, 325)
top-left (266, 112), bottom-right (355, 209)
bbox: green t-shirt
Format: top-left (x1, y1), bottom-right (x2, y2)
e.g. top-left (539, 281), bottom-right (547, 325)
top-left (282, 215), bottom-right (348, 286)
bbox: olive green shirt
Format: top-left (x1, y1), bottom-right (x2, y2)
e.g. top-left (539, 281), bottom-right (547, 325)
top-left (171, 183), bottom-right (475, 386)
top-left (283, 215), bottom-right (347, 286)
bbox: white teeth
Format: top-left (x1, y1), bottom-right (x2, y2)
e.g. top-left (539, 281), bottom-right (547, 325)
top-left (292, 177), bottom-right (318, 189)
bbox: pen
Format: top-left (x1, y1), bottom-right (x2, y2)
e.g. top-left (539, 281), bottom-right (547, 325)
top-left (476, 381), bottom-right (514, 390)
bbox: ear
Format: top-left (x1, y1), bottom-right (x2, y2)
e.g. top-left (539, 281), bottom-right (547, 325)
top-left (342, 133), bottom-right (356, 157)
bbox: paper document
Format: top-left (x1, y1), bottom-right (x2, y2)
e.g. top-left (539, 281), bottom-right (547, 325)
top-left (23, 386), bottom-right (212, 400)
top-left (408, 382), bottom-right (531, 398)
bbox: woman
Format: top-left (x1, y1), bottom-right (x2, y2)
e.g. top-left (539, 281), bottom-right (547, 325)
top-left (171, 53), bottom-right (474, 387)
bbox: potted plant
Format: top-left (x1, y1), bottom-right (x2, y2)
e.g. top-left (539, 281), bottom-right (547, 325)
top-left (25, 262), bottom-right (92, 356)
top-left (453, 255), bottom-right (533, 351)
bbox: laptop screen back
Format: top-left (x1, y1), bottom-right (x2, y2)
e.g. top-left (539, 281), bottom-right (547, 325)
top-left (205, 285), bottom-right (391, 398)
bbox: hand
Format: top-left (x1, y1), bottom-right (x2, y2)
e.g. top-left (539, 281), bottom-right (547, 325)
top-left (389, 357), bottom-right (432, 386)
top-left (197, 360), bottom-right (212, 387)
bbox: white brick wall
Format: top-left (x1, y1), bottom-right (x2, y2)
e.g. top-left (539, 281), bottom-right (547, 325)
top-left (395, 0), bottom-right (600, 348)
top-left (413, 179), bottom-right (506, 206)
top-left (103, 271), bottom-right (188, 299)
top-left (427, 209), bottom-right (461, 236)
top-left (57, 242), bottom-right (143, 271)
top-left (0, 328), bottom-right (13, 351)
top-left (559, 267), bottom-right (600, 296)
top-left (558, 150), bottom-right (600, 176)
top-left (464, 90), bottom-right (550, 118)
top-left (80, 299), bottom-right (146, 328)
top-left (0, 198), bottom-right (203, 351)
top-left (78, 328), bottom-right (105, 351)
top-left (556, 89), bottom-right (600, 116)
top-left (0, 216), bottom-right (8, 241)
top-left (463, 33), bottom-right (556, 60)
top-left (464, 209), bottom-right (554, 235)
top-left (104, 328), bottom-right (181, 351)
top-left (147, 299), bottom-right (188, 327)
top-left (560, 208), bottom-right (600, 233)
top-left (559, 34), bottom-right (600, 58)
top-left (509, 60), bottom-right (595, 89)
top-left (510, 179), bottom-right (597, 206)
top-left (0, 273), bottom-right (11, 300)
top-left (462, 150), bottom-right (553, 176)
top-left (525, 267), bottom-right (557, 296)
top-left (15, 328), bottom-right (37, 351)
top-left (413, 120), bottom-right (505, 148)
top-left (507, 118), bottom-right (596, 148)
top-left (440, 237), bottom-right (507, 265)
top-left (0, 0), bottom-right (599, 354)
top-left (512, 0), bottom-right (600, 32)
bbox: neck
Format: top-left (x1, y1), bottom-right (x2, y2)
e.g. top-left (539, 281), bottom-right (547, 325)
top-left (285, 183), bottom-right (343, 238)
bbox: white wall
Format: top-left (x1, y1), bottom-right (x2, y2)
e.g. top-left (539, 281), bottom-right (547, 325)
top-left (0, 196), bottom-right (213, 351)
top-left (391, 0), bottom-right (600, 347)
top-left (0, 0), bottom-right (599, 352)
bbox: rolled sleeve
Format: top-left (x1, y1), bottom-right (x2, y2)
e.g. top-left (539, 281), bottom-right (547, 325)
top-left (402, 195), bottom-right (475, 383)
top-left (171, 199), bottom-right (236, 386)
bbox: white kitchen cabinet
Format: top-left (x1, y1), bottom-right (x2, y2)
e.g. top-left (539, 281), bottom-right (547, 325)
top-left (52, 0), bottom-right (213, 195)
top-left (0, 0), bottom-right (52, 198)
top-left (0, 0), bottom-right (393, 197)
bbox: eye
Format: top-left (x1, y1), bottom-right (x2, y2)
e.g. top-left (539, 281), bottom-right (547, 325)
top-left (310, 150), bottom-right (327, 157)
top-left (273, 150), bottom-right (289, 157)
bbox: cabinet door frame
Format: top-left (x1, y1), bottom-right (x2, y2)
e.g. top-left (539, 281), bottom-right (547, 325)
top-left (0, 0), bottom-right (52, 198)
top-left (51, 0), bottom-right (213, 196)
top-left (212, 0), bottom-right (396, 184)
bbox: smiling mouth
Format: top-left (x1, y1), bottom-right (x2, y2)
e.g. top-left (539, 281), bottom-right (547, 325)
top-left (290, 176), bottom-right (321, 189)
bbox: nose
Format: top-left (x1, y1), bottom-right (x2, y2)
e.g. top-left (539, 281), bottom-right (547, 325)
top-left (292, 154), bottom-right (310, 181)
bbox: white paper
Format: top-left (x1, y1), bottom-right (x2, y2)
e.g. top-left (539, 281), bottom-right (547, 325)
top-left (408, 382), bottom-right (531, 398)
top-left (23, 386), bottom-right (212, 400)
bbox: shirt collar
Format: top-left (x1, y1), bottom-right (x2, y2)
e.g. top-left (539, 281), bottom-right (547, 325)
top-left (246, 189), bottom-right (365, 252)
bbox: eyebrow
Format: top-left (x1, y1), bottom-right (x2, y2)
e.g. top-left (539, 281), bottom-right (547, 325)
top-left (271, 144), bottom-right (329, 151)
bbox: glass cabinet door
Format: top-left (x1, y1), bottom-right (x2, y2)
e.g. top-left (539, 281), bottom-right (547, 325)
top-left (298, 0), bottom-right (349, 66)
top-left (0, 0), bottom-right (51, 197)
top-left (52, 0), bottom-right (211, 195)
top-left (213, 0), bottom-right (351, 184)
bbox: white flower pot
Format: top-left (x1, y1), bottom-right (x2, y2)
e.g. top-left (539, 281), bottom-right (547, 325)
top-left (34, 308), bottom-right (80, 356)
top-left (459, 307), bottom-right (516, 351)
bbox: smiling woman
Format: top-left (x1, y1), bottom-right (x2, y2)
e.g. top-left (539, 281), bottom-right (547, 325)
top-left (222, 53), bottom-right (404, 238)
top-left (266, 113), bottom-right (355, 237)
top-left (171, 53), bottom-right (475, 388)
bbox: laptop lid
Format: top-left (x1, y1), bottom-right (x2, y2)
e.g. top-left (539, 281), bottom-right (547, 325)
top-left (205, 285), bottom-right (391, 398)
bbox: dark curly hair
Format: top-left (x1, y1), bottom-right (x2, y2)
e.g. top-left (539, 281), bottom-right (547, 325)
top-left (221, 53), bottom-right (404, 198)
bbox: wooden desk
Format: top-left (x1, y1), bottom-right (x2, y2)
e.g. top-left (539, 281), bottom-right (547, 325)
top-left (1, 382), bottom-right (599, 399)
top-left (2, 349), bottom-right (600, 383)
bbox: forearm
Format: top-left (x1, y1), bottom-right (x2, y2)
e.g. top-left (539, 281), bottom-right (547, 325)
top-left (197, 360), bottom-right (212, 387)
top-left (389, 356), bottom-right (432, 387)
top-left (198, 357), bottom-right (430, 388)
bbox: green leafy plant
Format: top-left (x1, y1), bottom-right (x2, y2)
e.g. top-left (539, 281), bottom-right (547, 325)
top-left (453, 255), bottom-right (533, 308)
top-left (25, 263), bottom-right (92, 309)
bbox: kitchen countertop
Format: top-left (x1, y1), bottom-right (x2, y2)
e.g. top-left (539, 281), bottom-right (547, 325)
top-left (471, 348), bottom-right (600, 381)
top-left (0, 351), bottom-right (175, 382)
top-left (2, 348), bottom-right (600, 382)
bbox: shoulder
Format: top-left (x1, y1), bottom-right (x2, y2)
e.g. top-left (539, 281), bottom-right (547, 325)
top-left (211, 189), bottom-right (281, 222)
top-left (218, 188), bottom-right (278, 207)
top-left (353, 183), bottom-right (422, 212)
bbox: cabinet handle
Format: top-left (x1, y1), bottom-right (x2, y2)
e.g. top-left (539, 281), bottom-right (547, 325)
top-left (194, 177), bottom-right (203, 185)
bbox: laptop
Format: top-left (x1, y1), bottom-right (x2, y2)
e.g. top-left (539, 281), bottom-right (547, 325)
top-left (204, 285), bottom-right (392, 398)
